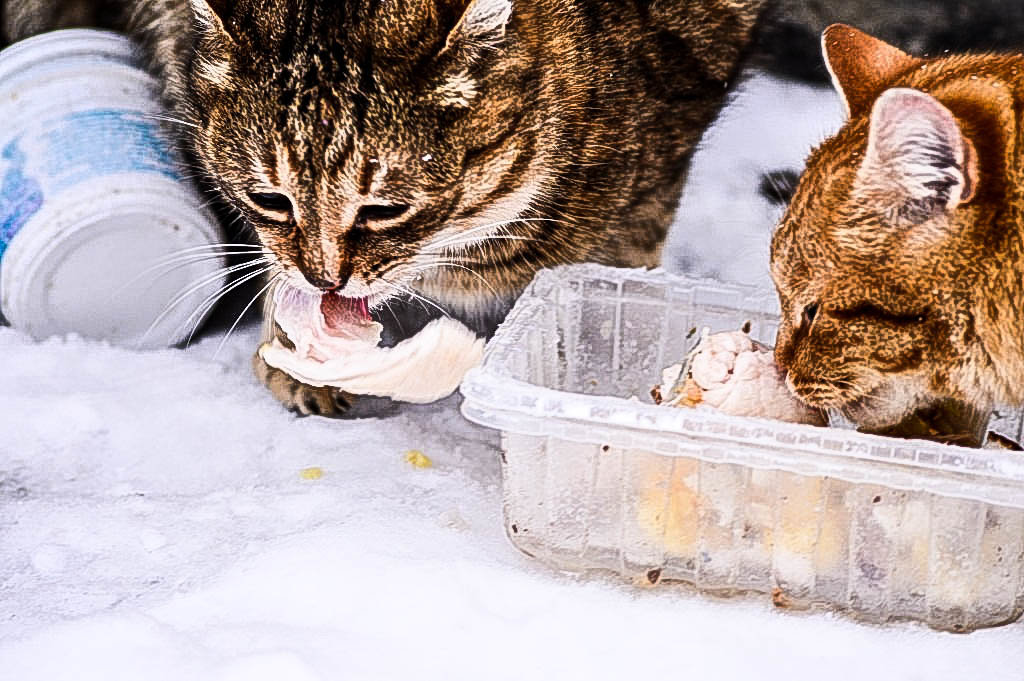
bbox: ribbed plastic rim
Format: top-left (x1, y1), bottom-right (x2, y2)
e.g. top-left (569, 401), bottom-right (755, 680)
top-left (460, 264), bottom-right (1024, 508)
top-left (0, 177), bottom-right (224, 346)
top-left (0, 29), bottom-right (137, 84)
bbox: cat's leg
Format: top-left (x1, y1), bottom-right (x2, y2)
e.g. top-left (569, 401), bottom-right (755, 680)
top-left (252, 320), bottom-right (353, 417)
top-left (252, 354), bottom-right (353, 417)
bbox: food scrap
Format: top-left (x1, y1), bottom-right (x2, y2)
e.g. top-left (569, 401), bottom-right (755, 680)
top-left (260, 285), bottom-right (485, 404)
top-left (404, 450), bottom-right (434, 469)
top-left (299, 466), bottom-right (324, 480)
top-left (655, 328), bottom-right (826, 426)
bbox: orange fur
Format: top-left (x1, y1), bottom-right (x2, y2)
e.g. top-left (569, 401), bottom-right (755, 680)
top-left (772, 24), bottom-right (1024, 428)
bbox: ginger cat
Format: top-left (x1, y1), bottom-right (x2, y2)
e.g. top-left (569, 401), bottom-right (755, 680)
top-left (771, 24), bottom-right (1024, 430)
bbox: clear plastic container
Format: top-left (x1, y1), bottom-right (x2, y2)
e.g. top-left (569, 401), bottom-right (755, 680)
top-left (460, 264), bottom-right (1024, 632)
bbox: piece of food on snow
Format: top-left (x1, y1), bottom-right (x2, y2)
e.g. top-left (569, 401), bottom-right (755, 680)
top-left (299, 466), bottom-right (324, 480)
top-left (655, 329), bottom-right (826, 426)
top-left (259, 285), bottom-right (485, 404)
top-left (404, 450), bottom-right (434, 469)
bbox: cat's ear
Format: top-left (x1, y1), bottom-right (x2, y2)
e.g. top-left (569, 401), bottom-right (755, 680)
top-left (822, 24), bottom-right (921, 119)
top-left (444, 0), bottom-right (513, 52)
top-left (189, 0), bottom-right (232, 38)
top-left (431, 0), bottom-right (512, 104)
top-left (188, 0), bottom-right (236, 83)
top-left (856, 88), bottom-right (978, 218)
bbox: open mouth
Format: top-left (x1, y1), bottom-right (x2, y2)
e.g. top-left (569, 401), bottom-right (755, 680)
top-left (259, 281), bottom-right (486, 404)
top-left (320, 292), bottom-right (372, 333)
top-left (271, 285), bottom-right (383, 362)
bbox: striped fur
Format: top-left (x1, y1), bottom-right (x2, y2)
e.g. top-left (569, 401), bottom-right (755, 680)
top-left (4, 0), bottom-right (767, 411)
top-left (6, 0), bottom-right (766, 311)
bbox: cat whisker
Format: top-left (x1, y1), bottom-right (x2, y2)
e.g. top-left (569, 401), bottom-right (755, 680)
top-left (430, 216), bottom-right (546, 243)
top-left (427, 235), bottom-right (538, 255)
top-left (149, 251), bottom-right (270, 268)
top-left (122, 244), bottom-right (268, 275)
top-left (376, 278), bottom-right (428, 315)
top-left (136, 259), bottom-right (274, 348)
top-left (380, 296), bottom-right (405, 335)
top-left (143, 258), bottom-right (272, 322)
top-left (138, 247), bottom-right (268, 275)
top-left (410, 251), bottom-right (487, 267)
top-left (183, 266), bottom-right (278, 348)
top-left (214, 272), bottom-right (284, 359)
top-left (423, 217), bottom-right (566, 252)
top-left (143, 113), bottom-right (199, 129)
top-left (115, 252), bottom-right (270, 297)
top-left (157, 242), bottom-right (267, 258)
top-left (406, 260), bottom-right (499, 298)
top-left (377, 279), bottom-right (451, 320)
top-left (197, 197), bottom-right (228, 211)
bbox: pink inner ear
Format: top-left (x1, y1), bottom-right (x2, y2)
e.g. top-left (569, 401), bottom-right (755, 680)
top-left (862, 88), bottom-right (973, 209)
top-left (872, 89), bottom-right (965, 156)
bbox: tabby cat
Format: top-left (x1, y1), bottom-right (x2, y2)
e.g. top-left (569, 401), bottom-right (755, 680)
top-left (2, 0), bottom-right (767, 414)
top-left (772, 24), bottom-right (1024, 430)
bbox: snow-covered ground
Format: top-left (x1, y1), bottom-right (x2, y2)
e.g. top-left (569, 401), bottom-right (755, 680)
top-left (2, 74), bottom-right (1022, 680)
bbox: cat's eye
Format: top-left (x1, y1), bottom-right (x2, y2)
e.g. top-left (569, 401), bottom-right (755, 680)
top-left (828, 303), bottom-right (927, 326)
top-left (355, 204), bottom-right (410, 227)
top-left (247, 191), bottom-right (295, 219)
top-left (802, 303), bottom-right (819, 327)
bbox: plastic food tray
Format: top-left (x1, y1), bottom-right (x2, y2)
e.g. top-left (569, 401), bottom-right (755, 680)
top-left (460, 264), bottom-right (1024, 632)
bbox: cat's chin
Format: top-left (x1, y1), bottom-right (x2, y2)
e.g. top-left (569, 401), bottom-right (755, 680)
top-left (834, 379), bottom-right (930, 431)
top-left (787, 372), bottom-right (924, 430)
top-left (839, 396), bottom-right (909, 431)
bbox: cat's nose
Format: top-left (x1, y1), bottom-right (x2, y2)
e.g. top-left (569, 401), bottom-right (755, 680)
top-left (774, 329), bottom-right (796, 370)
top-left (303, 272), bottom-right (346, 291)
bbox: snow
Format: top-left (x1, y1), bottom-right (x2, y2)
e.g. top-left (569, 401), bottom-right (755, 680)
top-left (667, 73), bottom-right (845, 290)
top-left (2, 73), bottom-right (1022, 679)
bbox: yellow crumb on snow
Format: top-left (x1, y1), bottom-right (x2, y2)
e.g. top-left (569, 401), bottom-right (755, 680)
top-left (299, 466), bottom-right (324, 480)
top-left (404, 450), bottom-right (433, 469)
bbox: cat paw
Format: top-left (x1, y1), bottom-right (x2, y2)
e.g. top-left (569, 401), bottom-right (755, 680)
top-left (252, 353), bottom-right (353, 417)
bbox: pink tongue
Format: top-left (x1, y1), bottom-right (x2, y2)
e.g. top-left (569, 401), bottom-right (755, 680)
top-left (320, 294), bottom-right (370, 332)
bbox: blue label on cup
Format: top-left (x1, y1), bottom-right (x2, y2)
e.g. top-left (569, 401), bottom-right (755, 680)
top-left (0, 141), bottom-right (44, 261)
top-left (41, 109), bottom-right (182, 191)
top-left (0, 108), bottom-right (184, 260)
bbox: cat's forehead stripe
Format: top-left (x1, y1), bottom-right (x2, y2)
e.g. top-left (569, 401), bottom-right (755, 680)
top-left (351, 49), bottom-right (377, 137)
top-left (357, 158), bottom-right (376, 196)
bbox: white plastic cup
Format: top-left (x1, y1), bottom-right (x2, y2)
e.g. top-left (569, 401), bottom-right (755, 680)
top-left (0, 29), bottom-right (227, 348)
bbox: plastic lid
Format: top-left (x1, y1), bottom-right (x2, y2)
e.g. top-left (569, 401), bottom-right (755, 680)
top-left (1, 178), bottom-right (227, 348)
